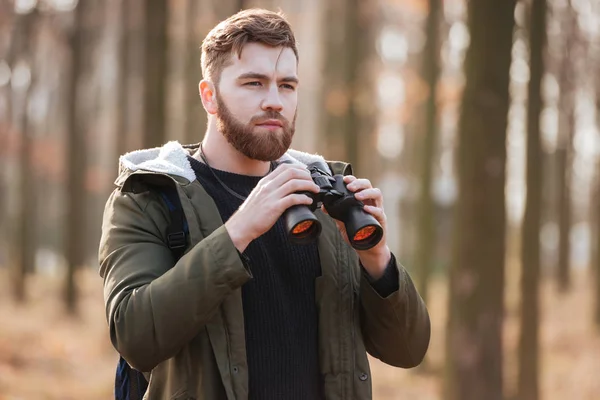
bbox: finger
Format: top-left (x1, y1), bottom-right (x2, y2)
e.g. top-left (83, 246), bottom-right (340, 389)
top-left (267, 162), bottom-right (310, 181)
top-left (363, 205), bottom-right (386, 225)
top-left (268, 164), bottom-right (313, 188)
top-left (343, 175), bottom-right (357, 184)
top-left (279, 193), bottom-right (314, 210)
top-left (346, 178), bottom-right (372, 192)
top-left (275, 178), bottom-right (320, 198)
top-left (354, 188), bottom-right (383, 206)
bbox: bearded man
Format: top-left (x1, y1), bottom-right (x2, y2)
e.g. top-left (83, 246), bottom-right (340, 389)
top-left (99, 8), bottom-right (430, 400)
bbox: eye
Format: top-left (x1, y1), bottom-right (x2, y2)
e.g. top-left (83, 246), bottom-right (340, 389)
top-left (244, 81), bottom-right (262, 87)
top-left (280, 84), bottom-right (296, 90)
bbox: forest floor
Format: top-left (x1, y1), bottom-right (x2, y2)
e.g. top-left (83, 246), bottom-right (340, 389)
top-left (0, 266), bottom-right (599, 400)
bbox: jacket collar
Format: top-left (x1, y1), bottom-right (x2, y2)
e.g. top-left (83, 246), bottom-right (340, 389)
top-left (115, 141), bottom-right (332, 188)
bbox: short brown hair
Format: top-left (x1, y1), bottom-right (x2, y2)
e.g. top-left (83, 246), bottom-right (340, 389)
top-left (201, 9), bottom-right (299, 84)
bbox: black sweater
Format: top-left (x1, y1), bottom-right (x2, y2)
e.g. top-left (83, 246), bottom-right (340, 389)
top-left (188, 156), bottom-right (399, 399)
top-left (189, 156), bottom-right (324, 399)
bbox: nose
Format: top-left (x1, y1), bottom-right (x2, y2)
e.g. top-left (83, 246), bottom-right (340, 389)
top-left (261, 85), bottom-right (283, 113)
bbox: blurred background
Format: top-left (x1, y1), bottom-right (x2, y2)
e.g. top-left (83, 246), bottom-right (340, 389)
top-left (1, 0), bottom-right (600, 399)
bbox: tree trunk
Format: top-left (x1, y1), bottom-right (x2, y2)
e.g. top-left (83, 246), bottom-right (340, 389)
top-left (556, 112), bottom-right (573, 292)
top-left (184, 0), bottom-right (203, 144)
top-left (416, 0), bottom-right (441, 308)
top-left (517, 0), bottom-right (547, 398)
top-left (595, 69), bottom-right (600, 329)
top-left (143, 0), bottom-right (168, 148)
top-left (444, 0), bottom-right (515, 399)
top-left (115, 0), bottom-right (129, 158)
top-left (555, 3), bottom-right (577, 293)
top-left (320, 0), bottom-right (377, 175)
top-left (596, 163), bottom-right (600, 328)
top-left (65, 0), bottom-right (87, 314)
top-left (8, 7), bottom-right (38, 303)
top-left (320, 0), bottom-right (351, 163)
top-left (15, 72), bottom-right (35, 301)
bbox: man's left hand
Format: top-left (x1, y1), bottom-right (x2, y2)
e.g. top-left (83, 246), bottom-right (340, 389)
top-left (321, 175), bottom-right (391, 280)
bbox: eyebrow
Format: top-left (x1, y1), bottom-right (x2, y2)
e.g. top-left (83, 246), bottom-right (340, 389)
top-left (237, 72), bottom-right (299, 84)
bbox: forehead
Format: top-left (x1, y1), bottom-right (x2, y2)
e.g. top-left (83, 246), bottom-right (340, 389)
top-left (222, 42), bottom-right (298, 79)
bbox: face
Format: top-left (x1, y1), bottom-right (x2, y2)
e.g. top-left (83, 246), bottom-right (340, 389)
top-left (206, 43), bottom-right (299, 161)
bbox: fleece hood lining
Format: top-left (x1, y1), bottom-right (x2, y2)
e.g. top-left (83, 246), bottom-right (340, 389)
top-left (118, 141), bottom-right (330, 183)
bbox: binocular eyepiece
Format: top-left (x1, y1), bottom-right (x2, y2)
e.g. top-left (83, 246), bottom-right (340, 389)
top-left (283, 161), bottom-right (383, 251)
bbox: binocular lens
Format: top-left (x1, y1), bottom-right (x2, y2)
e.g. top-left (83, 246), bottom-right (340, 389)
top-left (285, 204), bottom-right (322, 244)
top-left (353, 225), bottom-right (378, 243)
top-left (292, 220), bottom-right (315, 235)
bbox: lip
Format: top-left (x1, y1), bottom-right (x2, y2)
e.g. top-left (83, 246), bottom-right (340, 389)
top-left (256, 119), bottom-right (283, 127)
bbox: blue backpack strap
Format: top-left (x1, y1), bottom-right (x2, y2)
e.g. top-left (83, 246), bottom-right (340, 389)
top-left (159, 187), bottom-right (189, 260)
top-left (115, 356), bottom-right (130, 400)
top-left (114, 184), bottom-right (189, 400)
top-left (115, 355), bottom-right (149, 400)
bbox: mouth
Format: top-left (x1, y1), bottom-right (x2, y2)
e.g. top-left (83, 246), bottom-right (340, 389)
top-left (256, 119), bottom-right (283, 128)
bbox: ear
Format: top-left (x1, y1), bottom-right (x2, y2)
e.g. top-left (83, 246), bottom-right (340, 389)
top-left (199, 80), bottom-right (218, 115)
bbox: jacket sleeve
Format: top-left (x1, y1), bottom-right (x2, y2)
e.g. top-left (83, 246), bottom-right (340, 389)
top-left (359, 253), bottom-right (431, 368)
top-left (98, 189), bottom-right (251, 372)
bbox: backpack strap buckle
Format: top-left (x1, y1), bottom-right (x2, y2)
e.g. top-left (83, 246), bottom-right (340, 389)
top-left (167, 231), bottom-right (187, 249)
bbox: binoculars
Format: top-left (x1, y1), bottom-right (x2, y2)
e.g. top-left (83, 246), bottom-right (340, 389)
top-left (283, 161), bottom-right (383, 250)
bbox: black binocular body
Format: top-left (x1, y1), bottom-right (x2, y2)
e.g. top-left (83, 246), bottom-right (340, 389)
top-left (283, 161), bottom-right (383, 250)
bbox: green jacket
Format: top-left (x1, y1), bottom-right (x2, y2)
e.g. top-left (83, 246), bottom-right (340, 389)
top-left (99, 141), bottom-right (430, 400)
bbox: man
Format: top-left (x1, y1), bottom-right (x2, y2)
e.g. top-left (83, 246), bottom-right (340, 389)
top-left (99, 8), bottom-right (430, 400)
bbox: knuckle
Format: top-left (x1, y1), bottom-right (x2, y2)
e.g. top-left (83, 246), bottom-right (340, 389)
top-left (292, 179), bottom-right (311, 191)
top-left (286, 167), bottom-right (305, 181)
top-left (287, 195), bottom-right (301, 207)
top-left (289, 180), bottom-right (302, 192)
top-left (284, 179), bottom-right (301, 193)
top-left (290, 168), bottom-right (304, 179)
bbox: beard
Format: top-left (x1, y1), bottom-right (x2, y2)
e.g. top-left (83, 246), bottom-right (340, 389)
top-left (215, 94), bottom-right (296, 161)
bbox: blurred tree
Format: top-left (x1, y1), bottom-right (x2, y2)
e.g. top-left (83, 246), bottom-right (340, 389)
top-left (184, 0), bottom-right (202, 144)
top-left (415, 0), bottom-right (441, 312)
top-left (320, 0), bottom-right (378, 175)
top-left (143, 0), bottom-right (168, 148)
top-left (7, 6), bottom-right (39, 302)
top-left (596, 162), bottom-right (600, 328)
top-left (595, 60), bottom-right (600, 328)
top-left (115, 0), bottom-right (129, 157)
top-left (517, 0), bottom-right (547, 398)
top-left (65, 0), bottom-right (88, 314)
top-left (556, 4), bottom-right (577, 293)
top-left (444, 0), bottom-right (515, 399)
top-left (0, 2), bottom-right (14, 247)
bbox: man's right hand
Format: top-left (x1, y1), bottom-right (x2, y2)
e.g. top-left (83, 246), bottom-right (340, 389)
top-left (225, 163), bottom-right (320, 252)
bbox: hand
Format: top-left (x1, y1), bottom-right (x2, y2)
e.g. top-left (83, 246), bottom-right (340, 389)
top-left (225, 163), bottom-right (320, 252)
top-left (322, 175), bottom-right (391, 279)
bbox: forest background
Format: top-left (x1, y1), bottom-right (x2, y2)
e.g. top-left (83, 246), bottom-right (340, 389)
top-left (1, 0), bottom-right (600, 399)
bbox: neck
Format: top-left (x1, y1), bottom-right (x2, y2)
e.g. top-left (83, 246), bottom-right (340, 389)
top-left (195, 117), bottom-right (272, 176)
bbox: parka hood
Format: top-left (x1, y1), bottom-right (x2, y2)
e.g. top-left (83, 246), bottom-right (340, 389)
top-left (115, 141), bottom-right (332, 187)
